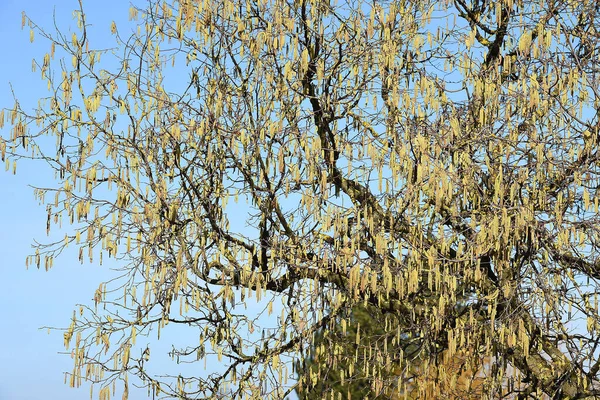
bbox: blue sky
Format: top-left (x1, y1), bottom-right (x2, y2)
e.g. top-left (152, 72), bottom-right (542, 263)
top-left (0, 2), bottom-right (298, 398)
top-left (0, 1), bottom-right (149, 399)
top-left (1, 1), bottom-right (596, 399)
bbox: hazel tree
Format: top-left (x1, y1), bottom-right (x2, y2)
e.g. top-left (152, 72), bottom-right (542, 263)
top-left (3, 0), bottom-right (600, 398)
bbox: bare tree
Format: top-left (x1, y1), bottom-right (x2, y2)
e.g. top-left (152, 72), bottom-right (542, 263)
top-left (3, 0), bottom-right (600, 398)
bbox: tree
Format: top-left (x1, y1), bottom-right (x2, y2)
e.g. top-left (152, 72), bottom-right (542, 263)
top-left (295, 303), bottom-right (394, 399)
top-left (295, 302), bottom-right (491, 399)
top-left (3, 0), bottom-right (600, 398)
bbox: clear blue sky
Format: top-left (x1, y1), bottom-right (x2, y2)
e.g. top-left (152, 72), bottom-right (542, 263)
top-left (0, 2), bottom-right (297, 398)
top-left (2, 1), bottom-right (593, 399)
top-left (0, 1), bottom-right (148, 399)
